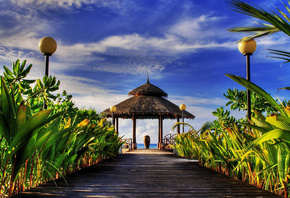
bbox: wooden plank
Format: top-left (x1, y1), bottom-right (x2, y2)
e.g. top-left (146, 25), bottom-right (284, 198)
top-left (12, 149), bottom-right (280, 197)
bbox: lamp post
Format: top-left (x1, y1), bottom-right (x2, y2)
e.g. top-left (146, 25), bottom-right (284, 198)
top-left (39, 37), bottom-right (57, 109)
top-left (39, 37), bottom-right (57, 76)
top-left (238, 37), bottom-right (256, 121)
top-left (110, 106), bottom-right (117, 127)
top-left (180, 104), bottom-right (186, 133)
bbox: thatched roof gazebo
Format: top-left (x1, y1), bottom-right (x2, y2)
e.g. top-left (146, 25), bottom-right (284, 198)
top-left (102, 77), bottom-right (194, 149)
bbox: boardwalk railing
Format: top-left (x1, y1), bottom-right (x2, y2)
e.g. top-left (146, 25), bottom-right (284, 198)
top-left (162, 133), bottom-right (176, 150)
top-left (122, 138), bottom-right (132, 149)
top-left (163, 133), bottom-right (176, 145)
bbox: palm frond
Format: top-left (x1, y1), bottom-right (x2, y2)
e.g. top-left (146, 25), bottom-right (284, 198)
top-left (228, 0), bottom-right (290, 38)
top-left (267, 49), bottom-right (290, 65)
top-left (278, 87), bottom-right (290, 91)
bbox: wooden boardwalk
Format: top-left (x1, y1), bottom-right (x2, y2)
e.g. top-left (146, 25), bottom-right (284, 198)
top-left (13, 149), bottom-right (280, 197)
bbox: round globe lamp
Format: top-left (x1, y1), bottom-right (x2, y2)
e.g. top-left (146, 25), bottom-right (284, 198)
top-left (180, 104), bottom-right (186, 111)
top-left (39, 37), bottom-right (57, 55)
top-left (110, 106), bottom-right (117, 112)
top-left (38, 36), bottom-right (57, 77)
top-left (238, 38), bottom-right (256, 55)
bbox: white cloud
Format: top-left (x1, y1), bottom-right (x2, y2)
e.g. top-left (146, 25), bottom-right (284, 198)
top-left (9, 0), bottom-right (116, 9)
top-left (169, 95), bottom-right (228, 107)
top-left (169, 15), bottom-right (223, 39)
top-left (0, 1), bottom-right (239, 77)
top-left (51, 32), bottom-right (236, 76)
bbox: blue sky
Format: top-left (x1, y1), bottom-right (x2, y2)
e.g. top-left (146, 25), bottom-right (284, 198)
top-left (1, 0), bottom-right (290, 144)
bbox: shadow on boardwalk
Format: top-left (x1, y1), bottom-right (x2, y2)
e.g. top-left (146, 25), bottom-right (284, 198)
top-left (13, 149), bottom-right (280, 197)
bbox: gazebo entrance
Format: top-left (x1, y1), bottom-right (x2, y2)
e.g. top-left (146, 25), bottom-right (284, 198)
top-left (102, 77), bottom-right (194, 149)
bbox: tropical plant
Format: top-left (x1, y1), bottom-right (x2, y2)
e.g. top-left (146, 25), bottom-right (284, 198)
top-left (172, 78), bottom-right (290, 197)
top-left (0, 60), bottom-right (123, 197)
top-left (0, 76), bottom-right (65, 196)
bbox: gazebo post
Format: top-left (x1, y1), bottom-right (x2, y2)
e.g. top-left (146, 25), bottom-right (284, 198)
top-left (177, 117), bottom-right (180, 134)
top-left (158, 115), bottom-right (163, 149)
top-left (158, 118), bottom-right (160, 149)
top-left (132, 115), bottom-right (137, 149)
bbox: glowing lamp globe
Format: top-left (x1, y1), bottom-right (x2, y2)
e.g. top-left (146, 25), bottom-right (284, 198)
top-left (238, 38), bottom-right (256, 55)
top-left (180, 104), bottom-right (186, 111)
top-left (39, 37), bottom-right (57, 55)
top-left (110, 106), bottom-right (117, 112)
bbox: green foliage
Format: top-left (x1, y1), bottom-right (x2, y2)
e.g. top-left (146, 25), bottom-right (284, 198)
top-left (3, 59), bottom-right (35, 94)
top-left (0, 60), bottom-right (122, 197)
top-left (226, 74), bottom-right (286, 116)
top-left (172, 78), bottom-right (290, 197)
top-left (224, 88), bottom-right (276, 116)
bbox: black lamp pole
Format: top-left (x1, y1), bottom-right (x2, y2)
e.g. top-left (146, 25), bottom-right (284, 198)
top-left (43, 53), bottom-right (51, 109)
top-left (112, 112), bottom-right (115, 126)
top-left (45, 53), bottom-right (50, 77)
top-left (182, 110), bottom-right (184, 133)
top-left (246, 53), bottom-right (252, 121)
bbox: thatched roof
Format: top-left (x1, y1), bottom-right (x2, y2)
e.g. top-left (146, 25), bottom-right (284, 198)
top-left (102, 95), bottom-right (194, 119)
top-left (129, 78), bottom-right (168, 97)
top-left (102, 78), bottom-right (194, 119)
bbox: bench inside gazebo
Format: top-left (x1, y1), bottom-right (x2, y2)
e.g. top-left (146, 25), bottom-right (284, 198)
top-left (102, 77), bottom-right (194, 149)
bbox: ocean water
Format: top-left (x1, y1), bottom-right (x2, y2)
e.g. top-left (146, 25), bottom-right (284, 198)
top-left (137, 143), bottom-right (157, 149)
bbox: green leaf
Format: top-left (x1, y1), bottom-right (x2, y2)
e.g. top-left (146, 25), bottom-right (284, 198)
top-left (36, 79), bottom-right (44, 88)
top-left (3, 65), bottom-right (14, 77)
top-left (13, 60), bottom-right (20, 76)
top-left (22, 79), bottom-right (36, 84)
top-left (16, 102), bottom-right (26, 131)
top-left (21, 63), bottom-right (33, 78)
top-left (3, 72), bottom-right (14, 82)
top-left (277, 147), bottom-right (285, 180)
top-left (1, 77), bottom-right (16, 123)
top-left (266, 114), bottom-right (290, 130)
top-left (245, 129), bottom-right (290, 150)
top-left (0, 111), bottom-right (10, 143)
top-left (20, 60), bottom-right (26, 72)
top-left (10, 109), bottom-right (53, 149)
